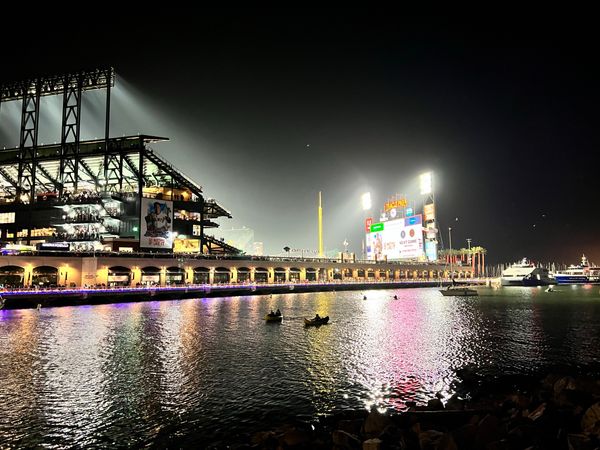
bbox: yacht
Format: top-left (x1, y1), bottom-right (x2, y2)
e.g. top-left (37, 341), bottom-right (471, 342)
top-left (554, 255), bottom-right (600, 284)
top-left (501, 258), bottom-right (554, 286)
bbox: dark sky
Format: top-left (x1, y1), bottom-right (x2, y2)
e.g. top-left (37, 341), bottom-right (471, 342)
top-left (1, 13), bottom-right (598, 264)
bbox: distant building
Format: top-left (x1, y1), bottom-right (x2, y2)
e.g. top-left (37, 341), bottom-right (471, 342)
top-left (214, 227), bottom-right (255, 254)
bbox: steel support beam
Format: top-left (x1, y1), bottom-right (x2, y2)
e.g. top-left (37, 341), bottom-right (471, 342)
top-left (59, 73), bottom-right (84, 195)
top-left (17, 79), bottom-right (42, 203)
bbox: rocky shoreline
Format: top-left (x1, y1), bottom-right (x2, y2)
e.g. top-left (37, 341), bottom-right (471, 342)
top-left (223, 372), bottom-right (600, 449)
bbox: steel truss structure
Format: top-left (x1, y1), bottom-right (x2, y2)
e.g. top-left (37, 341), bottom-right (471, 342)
top-left (0, 68), bottom-right (238, 255)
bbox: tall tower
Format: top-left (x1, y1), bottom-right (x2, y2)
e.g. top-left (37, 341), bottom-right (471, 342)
top-left (318, 191), bottom-right (324, 257)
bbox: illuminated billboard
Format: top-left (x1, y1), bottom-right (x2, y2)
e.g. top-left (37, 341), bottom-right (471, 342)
top-left (140, 198), bottom-right (173, 249)
top-left (174, 238), bottom-right (200, 253)
top-left (366, 214), bottom-right (424, 260)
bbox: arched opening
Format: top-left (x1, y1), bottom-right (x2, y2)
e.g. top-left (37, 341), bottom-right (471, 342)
top-left (193, 267), bottom-right (210, 284)
top-left (33, 266), bottom-right (59, 287)
top-left (214, 267), bottom-right (230, 284)
top-left (305, 268), bottom-right (317, 282)
top-left (254, 267), bottom-right (268, 283)
top-left (0, 265), bottom-right (25, 288)
top-left (274, 267), bottom-right (286, 283)
top-left (379, 270), bottom-right (387, 279)
top-left (141, 266), bottom-right (160, 286)
top-left (108, 266), bottom-right (131, 287)
top-left (343, 268), bottom-right (353, 278)
top-left (332, 268), bottom-right (342, 280)
top-left (166, 266), bottom-right (185, 285)
top-left (289, 267), bottom-right (301, 282)
top-left (237, 267), bottom-right (250, 283)
top-left (367, 270), bottom-right (375, 279)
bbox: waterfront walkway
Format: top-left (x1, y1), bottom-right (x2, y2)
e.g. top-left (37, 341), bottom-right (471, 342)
top-left (0, 279), bottom-right (487, 309)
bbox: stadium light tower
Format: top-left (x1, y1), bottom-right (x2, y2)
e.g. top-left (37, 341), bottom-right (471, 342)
top-left (361, 192), bottom-right (373, 260)
top-left (361, 192), bottom-right (372, 211)
top-left (420, 171), bottom-right (438, 262)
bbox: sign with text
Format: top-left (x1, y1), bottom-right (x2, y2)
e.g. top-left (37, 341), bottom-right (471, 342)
top-left (384, 197), bottom-right (408, 212)
top-left (366, 214), bottom-right (423, 260)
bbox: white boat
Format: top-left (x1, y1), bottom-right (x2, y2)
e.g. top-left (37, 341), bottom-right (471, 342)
top-left (439, 227), bottom-right (479, 297)
top-left (554, 255), bottom-right (600, 284)
top-left (440, 285), bottom-right (478, 296)
top-left (501, 258), bottom-right (554, 286)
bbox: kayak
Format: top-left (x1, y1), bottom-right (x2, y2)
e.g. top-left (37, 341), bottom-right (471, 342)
top-left (304, 316), bottom-right (329, 326)
top-left (265, 314), bottom-right (283, 322)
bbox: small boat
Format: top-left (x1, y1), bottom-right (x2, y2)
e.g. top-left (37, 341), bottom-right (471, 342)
top-left (440, 227), bottom-right (478, 297)
top-left (304, 316), bottom-right (329, 326)
top-left (265, 313), bottom-right (283, 322)
top-left (439, 286), bottom-right (478, 297)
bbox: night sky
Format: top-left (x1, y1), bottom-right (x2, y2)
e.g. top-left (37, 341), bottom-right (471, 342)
top-left (1, 13), bottom-right (598, 264)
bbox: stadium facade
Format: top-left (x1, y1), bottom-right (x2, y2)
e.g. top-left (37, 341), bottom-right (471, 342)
top-left (0, 68), bottom-right (237, 255)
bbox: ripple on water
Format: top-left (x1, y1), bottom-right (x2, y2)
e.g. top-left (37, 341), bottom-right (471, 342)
top-left (3, 287), bottom-right (600, 445)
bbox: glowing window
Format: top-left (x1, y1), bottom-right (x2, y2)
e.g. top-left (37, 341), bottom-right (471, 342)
top-left (0, 212), bottom-right (15, 224)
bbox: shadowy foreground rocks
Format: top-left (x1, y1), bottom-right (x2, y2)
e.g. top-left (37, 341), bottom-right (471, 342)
top-left (234, 373), bottom-right (600, 449)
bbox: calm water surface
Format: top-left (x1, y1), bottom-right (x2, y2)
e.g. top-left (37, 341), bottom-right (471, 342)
top-left (2, 286), bottom-right (600, 447)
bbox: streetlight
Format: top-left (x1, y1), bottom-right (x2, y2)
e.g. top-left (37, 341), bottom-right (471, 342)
top-left (466, 238), bottom-right (472, 264)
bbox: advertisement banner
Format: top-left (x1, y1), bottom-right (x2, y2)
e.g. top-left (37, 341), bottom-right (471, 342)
top-left (365, 215), bottom-right (424, 260)
top-left (425, 241), bottom-right (438, 261)
top-left (424, 203), bottom-right (435, 222)
top-left (141, 198), bottom-right (173, 249)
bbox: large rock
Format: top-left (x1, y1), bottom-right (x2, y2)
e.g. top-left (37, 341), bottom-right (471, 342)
top-left (527, 402), bottom-right (546, 421)
top-left (568, 433), bottom-right (595, 450)
top-left (418, 430), bottom-right (457, 450)
top-left (281, 428), bottom-right (312, 447)
top-left (427, 398), bottom-right (445, 410)
top-left (363, 409), bottom-right (391, 437)
top-left (362, 438), bottom-right (382, 450)
top-left (508, 393), bottom-right (532, 410)
top-left (541, 373), bottom-right (562, 390)
top-left (452, 423), bottom-right (477, 449)
top-left (574, 377), bottom-right (600, 396)
top-left (554, 376), bottom-right (577, 395)
top-left (474, 414), bottom-right (502, 447)
top-left (485, 439), bottom-right (511, 450)
top-left (337, 419), bottom-right (364, 436)
top-left (581, 402), bottom-right (600, 435)
top-left (332, 429), bottom-right (362, 450)
top-left (251, 430), bottom-right (277, 447)
top-left (445, 394), bottom-right (465, 411)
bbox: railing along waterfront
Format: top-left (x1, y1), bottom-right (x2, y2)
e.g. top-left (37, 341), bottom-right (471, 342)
top-left (0, 278), bottom-right (486, 296)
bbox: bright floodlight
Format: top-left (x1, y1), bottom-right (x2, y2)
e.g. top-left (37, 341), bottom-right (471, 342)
top-left (420, 172), bottom-right (433, 195)
top-left (361, 192), bottom-right (372, 211)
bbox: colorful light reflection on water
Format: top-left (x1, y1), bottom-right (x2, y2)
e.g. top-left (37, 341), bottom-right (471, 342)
top-left (2, 286), bottom-right (600, 447)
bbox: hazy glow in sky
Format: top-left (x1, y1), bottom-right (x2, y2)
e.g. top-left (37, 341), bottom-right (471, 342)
top-left (1, 15), bottom-right (599, 263)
